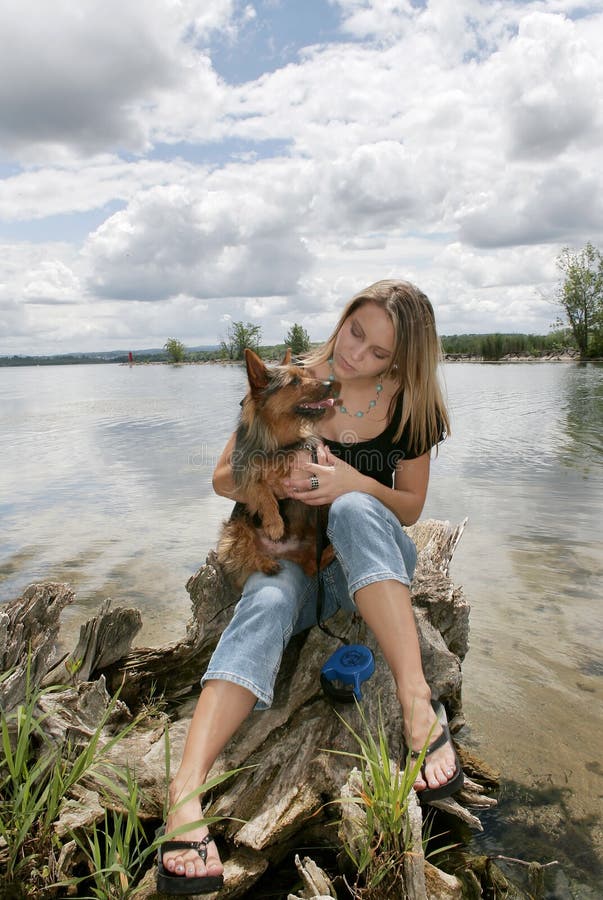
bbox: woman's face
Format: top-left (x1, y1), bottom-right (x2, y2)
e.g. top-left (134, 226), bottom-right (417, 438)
top-left (332, 301), bottom-right (395, 380)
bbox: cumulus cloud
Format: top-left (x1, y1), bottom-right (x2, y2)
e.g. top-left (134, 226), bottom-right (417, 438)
top-left (0, 241), bottom-right (82, 315)
top-left (0, 158), bottom-right (196, 221)
top-left (83, 162), bottom-right (314, 301)
top-left (0, 0), bottom-right (233, 160)
top-left (0, 242), bottom-right (85, 348)
top-left (457, 165), bottom-right (603, 248)
top-left (2, 0), bottom-right (603, 353)
top-left (22, 260), bottom-right (82, 304)
top-left (336, 0), bottom-right (418, 39)
top-left (492, 12), bottom-right (603, 159)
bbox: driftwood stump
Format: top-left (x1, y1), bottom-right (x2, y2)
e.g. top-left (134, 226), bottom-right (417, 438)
top-left (1, 519), bottom-right (500, 898)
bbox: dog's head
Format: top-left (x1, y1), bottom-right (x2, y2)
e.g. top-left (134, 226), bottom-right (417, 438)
top-left (242, 348), bottom-right (340, 438)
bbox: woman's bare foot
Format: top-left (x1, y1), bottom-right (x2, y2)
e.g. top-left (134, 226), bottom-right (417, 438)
top-left (403, 697), bottom-right (458, 793)
top-left (161, 787), bottom-right (224, 880)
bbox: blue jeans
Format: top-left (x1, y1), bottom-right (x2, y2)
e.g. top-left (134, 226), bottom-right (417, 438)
top-left (202, 492), bottom-right (417, 709)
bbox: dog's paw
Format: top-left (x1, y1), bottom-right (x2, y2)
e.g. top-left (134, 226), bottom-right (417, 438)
top-left (260, 559), bottom-right (281, 576)
top-left (264, 520), bottom-right (285, 541)
top-left (320, 545), bottom-right (335, 568)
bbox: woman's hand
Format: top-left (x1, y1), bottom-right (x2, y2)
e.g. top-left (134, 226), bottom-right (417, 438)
top-left (272, 444), bottom-right (317, 499)
top-left (283, 445), bottom-right (367, 505)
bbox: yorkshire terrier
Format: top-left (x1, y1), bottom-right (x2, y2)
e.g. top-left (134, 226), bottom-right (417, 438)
top-left (216, 348), bottom-right (339, 589)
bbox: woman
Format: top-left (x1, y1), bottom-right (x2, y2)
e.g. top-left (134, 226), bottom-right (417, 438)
top-left (158, 279), bottom-right (461, 893)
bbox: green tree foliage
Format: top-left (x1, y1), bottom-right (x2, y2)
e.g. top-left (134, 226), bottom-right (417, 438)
top-left (284, 323), bottom-right (311, 355)
top-left (163, 337), bottom-right (186, 362)
top-left (554, 242), bottom-right (603, 358)
top-left (441, 332), bottom-right (574, 359)
top-left (480, 334), bottom-right (504, 361)
top-left (220, 321), bottom-right (262, 359)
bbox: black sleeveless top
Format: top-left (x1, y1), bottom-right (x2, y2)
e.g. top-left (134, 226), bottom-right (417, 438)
top-left (322, 396), bottom-right (438, 487)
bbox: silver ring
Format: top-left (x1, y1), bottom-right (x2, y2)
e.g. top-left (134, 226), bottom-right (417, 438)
top-left (310, 475), bottom-right (320, 491)
top-left (446, 768), bottom-right (453, 776)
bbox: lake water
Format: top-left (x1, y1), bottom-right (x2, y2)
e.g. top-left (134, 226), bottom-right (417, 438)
top-left (1, 360), bottom-right (602, 896)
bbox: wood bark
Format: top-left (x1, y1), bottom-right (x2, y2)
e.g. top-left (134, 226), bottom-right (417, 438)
top-left (1, 518), bottom-right (499, 899)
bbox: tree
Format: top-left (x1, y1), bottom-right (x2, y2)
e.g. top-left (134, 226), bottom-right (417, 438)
top-left (284, 323), bottom-right (311, 355)
top-left (554, 243), bottom-right (603, 358)
top-left (480, 333), bottom-right (504, 361)
top-left (163, 337), bottom-right (186, 363)
top-left (220, 321), bottom-right (262, 360)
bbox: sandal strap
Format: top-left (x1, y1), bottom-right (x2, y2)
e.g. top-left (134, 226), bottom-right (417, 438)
top-left (410, 723), bottom-right (450, 759)
top-left (159, 835), bottom-right (216, 862)
top-left (199, 834), bottom-right (215, 855)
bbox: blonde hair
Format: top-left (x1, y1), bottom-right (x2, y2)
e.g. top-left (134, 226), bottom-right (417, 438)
top-left (302, 279), bottom-right (450, 453)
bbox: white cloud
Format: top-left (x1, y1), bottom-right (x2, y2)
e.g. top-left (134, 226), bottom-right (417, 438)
top-left (83, 163), bottom-right (313, 301)
top-left (1, 0), bottom-right (603, 354)
top-left (0, 158), bottom-right (196, 221)
top-left (0, 0), bottom-right (232, 161)
top-left (456, 164), bottom-right (603, 248)
top-left (22, 260), bottom-right (82, 304)
top-left (492, 12), bottom-right (603, 159)
top-left (336, 0), bottom-right (418, 39)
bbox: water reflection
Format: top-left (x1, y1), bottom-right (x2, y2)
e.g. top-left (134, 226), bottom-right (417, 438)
top-left (1, 359), bottom-right (603, 892)
top-left (423, 361), bottom-right (603, 893)
top-left (558, 362), bottom-right (603, 471)
top-left (0, 363), bottom-right (247, 644)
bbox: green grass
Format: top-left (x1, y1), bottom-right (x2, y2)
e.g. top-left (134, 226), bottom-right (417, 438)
top-left (67, 759), bottom-right (240, 899)
top-left (0, 660), bottom-right (242, 897)
top-left (0, 661), bottom-right (148, 891)
top-left (324, 699), bottom-right (433, 894)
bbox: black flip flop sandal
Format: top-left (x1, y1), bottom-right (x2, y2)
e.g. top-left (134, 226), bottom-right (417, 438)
top-left (410, 701), bottom-right (464, 803)
top-left (156, 828), bottom-right (224, 895)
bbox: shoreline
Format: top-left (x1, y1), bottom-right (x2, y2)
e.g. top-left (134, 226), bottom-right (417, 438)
top-left (125, 351), bottom-right (590, 366)
top-left (4, 350), bottom-right (602, 369)
top-left (443, 350), bottom-right (583, 362)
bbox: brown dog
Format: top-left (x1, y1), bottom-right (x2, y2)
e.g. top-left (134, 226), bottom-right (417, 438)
top-left (216, 348), bottom-right (340, 590)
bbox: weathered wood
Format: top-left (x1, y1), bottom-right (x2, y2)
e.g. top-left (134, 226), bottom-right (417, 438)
top-left (424, 861), bottom-right (464, 899)
top-left (2, 518), bottom-right (499, 898)
top-left (403, 795), bottom-right (427, 899)
top-left (58, 597), bottom-right (142, 683)
top-left (287, 855), bottom-right (337, 898)
top-left (0, 581), bottom-right (74, 712)
top-left (97, 519), bottom-right (469, 714)
top-left (36, 674), bottom-right (132, 745)
top-left (98, 558), bottom-right (239, 706)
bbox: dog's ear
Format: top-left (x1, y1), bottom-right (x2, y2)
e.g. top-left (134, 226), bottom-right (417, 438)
top-left (244, 348), bottom-right (270, 391)
top-left (280, 348), bottom-right (292, 365)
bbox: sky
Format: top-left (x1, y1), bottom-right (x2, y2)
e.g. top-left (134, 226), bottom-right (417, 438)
top-left (1, 0), bottom-right (602, 356)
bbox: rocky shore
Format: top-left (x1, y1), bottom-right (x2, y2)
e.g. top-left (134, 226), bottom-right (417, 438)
top-left (444, 349), bottom-right (581, 362)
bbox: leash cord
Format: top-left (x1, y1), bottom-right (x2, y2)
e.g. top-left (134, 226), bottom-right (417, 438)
top-left (311, 446), bottom-right (349, 646)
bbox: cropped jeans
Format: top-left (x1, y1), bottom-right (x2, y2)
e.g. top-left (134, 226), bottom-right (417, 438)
top-left (202, 491), bottom-right (417, 709)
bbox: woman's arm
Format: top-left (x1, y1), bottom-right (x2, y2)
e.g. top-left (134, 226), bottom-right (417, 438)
top-left (212, 433), bottom-right (315, 504)
top-left (284, 449), bottom-right (430, 527)
top-left (370, 453), bottom-right (430, 525)
top-left (212, 432), bottom-right (247, 502)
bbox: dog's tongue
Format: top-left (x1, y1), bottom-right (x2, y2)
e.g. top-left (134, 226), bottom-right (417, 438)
top-left (303, 398), bottom-right (336, 409)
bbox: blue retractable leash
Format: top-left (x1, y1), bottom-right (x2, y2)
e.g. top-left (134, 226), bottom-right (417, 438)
top-left (311, 448), bottom-right (375, 703)
top-left (320, 643), bottom-right (375, 703)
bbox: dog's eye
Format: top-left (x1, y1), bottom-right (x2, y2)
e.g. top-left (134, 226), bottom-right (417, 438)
top-left (290, 375), bottom-right (301, 386)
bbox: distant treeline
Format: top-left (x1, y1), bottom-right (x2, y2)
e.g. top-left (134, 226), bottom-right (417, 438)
top-left (440, 329), bottom-right (574, 360)
top-left (0, 354), bottom-right (131, 367)
top-left (0, 329), bottom-right (579, 367)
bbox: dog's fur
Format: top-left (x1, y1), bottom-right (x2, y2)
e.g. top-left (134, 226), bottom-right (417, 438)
top-left (216, 348), bottom-right (340, 590)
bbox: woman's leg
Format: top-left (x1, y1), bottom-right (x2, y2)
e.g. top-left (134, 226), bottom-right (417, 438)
top-left (354, 580), bottom-right (457, 791)
top-left (163, 680), bottom-right (256, 878)
top-left (162, 560), bottom-right (316, 878)
top-left (327, 492), bottom-right (457, 792)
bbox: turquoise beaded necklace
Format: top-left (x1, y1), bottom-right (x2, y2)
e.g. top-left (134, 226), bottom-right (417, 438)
top-left (328, 358), bottom-right (383, 418)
